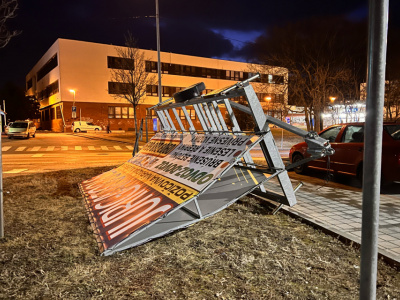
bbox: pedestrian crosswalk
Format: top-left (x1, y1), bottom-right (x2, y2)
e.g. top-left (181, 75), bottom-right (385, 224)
top-left (2, 145), bottom-right (139, 152)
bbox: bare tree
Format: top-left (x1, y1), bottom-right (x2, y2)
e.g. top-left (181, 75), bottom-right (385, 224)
top-left (0, 0), bottom-right (20, 48)
top-left (248, 17), bottom-right (364, 132)
top-left (109, 32), bottom-right (157, 135)
top-left (384, 80), bottom-right (400, 121)
top-left (361, 80), bottom-right (400, 121)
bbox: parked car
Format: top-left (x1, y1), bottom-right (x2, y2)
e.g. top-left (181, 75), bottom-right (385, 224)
top-left (289, 122), bottom-right (400, 184)
top-left (72, 121), bottom-right (102, 133)
top-left (7, 120), bottom-right (36, 139)
top-left (4, 122), bottom-right (12, 134)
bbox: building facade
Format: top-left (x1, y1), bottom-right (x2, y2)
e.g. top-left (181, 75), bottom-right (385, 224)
top-left (26, 39), bottom-right (288, 132)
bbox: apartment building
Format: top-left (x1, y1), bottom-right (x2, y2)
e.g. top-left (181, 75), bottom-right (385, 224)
top-left (25, 38), bottom-right (288, 132)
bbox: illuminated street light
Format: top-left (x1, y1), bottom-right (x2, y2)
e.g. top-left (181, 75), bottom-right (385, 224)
top-left (69, 89), bottom-right (76, 106)
top-left (69, 89), bottom-right (77, 119)
top-left (329, 96), bottom-right (336, 103)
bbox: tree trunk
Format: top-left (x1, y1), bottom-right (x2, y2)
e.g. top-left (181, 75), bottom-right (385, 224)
top-left (304, 107), bottom-right (311, 131)
top-left (133, 105), bottom-right (138, 136)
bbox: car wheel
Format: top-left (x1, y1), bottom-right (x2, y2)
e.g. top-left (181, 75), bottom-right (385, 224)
top-left (95, 128), bottom-right (99, 131)
top-left (26, 133), bottom-right (30, 139)
top-left (75, 128), bottom-right (81, 133)
top-left (292, 153), bottom-right (306, 174)
top-left (32, 133), bottom-right (36, 138)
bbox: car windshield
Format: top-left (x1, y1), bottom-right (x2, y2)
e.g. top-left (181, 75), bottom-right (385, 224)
top-left (384, 124), bottom-right (400, 140)
top-left (10, 122), bottom-right (28, 128)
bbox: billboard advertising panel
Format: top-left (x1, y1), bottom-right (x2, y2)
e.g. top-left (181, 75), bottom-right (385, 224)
top-left (80, 132), bottom-right (253, 253)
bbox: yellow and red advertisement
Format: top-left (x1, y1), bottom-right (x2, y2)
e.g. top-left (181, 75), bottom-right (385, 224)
top-left (80, 132), bottom-right (253, 252)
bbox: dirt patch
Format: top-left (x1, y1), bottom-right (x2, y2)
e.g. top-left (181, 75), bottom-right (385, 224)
top-left (0, 167), bottom-right (399, 299)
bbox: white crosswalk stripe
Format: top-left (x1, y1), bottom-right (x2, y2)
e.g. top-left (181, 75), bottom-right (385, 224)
top-left (3, 145), bottom-right (136, 152)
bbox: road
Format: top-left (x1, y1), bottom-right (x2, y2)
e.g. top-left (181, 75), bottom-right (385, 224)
top-left (1, 132), bottom-right (137, 177)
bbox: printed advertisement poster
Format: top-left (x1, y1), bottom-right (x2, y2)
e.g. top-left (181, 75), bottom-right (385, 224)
top-left (80, 132), bottom-right (253, 252)
top-left (129, 132), bottom-right (254, 191)
top-left (80, 163), bottom-right (198, 250)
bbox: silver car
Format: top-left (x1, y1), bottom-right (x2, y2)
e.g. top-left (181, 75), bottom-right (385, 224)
top-left (7, 120), bottom-right (37, 139)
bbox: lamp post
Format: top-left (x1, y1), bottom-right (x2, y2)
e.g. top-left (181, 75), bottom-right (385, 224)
top-left (69, 89), bottom-right (76, 106)
top-left (69, 89), bottom-right (76, 119)
top-left (329, 97), bottom-right (336, 124)
top-left (264, 96), bottom-right (271, 116)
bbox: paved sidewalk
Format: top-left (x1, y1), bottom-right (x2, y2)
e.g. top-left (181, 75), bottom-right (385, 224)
top-left (265, 178), bottom-right (400, 265)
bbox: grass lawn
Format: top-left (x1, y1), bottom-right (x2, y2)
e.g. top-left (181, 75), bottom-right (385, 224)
top-left (0, 166), bottom-right (399, 299)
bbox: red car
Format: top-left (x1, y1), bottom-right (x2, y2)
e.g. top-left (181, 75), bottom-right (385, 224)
top-left (289, 122), bottom-right (400, 184)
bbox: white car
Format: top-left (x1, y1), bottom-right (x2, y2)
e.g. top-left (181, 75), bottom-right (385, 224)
top-left (7, 120), bottom-right (36, 139)
top-left (72, 121), bottom-right (102, 133)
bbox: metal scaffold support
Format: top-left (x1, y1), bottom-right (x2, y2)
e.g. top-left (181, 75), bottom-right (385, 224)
top-left (80, 74), bottom-right (334, 255)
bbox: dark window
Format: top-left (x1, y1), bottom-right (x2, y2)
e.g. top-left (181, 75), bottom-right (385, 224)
top-left (146, 85), bottom-right (158, 96)
top-left (37, 80), bottom-right (59, 100)
top-left (108, 106), bottom-right (115, 118)
top-left (108, 82), bottom-right (131, 94)
top-left (51, 107), bottom-right (56, 120)
top-left (107, 56), bottom-right (134, 69)
top-left (108, 106), bottom-right (135, 119)
top-left (272, 75), bottom-right (284, 84)
top-left (145, 61), bottom-right (158, 73)
top-left (161, 63), bottom-right (170, 74)
top-left (37, 54), bottom-right (58, 81)
top-left (27, 78), bottom-right (33, 90)
top-left (56, 106), bottom-right (62, 119)
top-left (144, 61), bottom-right (274, 83)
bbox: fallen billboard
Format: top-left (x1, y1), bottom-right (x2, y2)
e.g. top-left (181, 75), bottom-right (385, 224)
top-left (80, 76), bottom-right (333, 255)
top-left (80, 132), bottom-right (256, 255)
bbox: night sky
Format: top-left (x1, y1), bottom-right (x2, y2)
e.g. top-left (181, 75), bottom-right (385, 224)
top-left (0, 0), bottom-right (399, 89)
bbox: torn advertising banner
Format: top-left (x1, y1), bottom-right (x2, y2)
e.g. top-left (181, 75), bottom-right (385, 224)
top-left (80, 132), bottom-right (253, 254)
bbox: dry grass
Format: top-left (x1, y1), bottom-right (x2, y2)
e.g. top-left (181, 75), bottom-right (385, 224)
top-left (0, 167), bottom-right (399, 299)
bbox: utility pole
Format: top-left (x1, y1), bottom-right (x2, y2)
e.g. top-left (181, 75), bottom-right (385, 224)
top-left (0, 110), bottom-right (5, 238)
top-left (359, 0), bottom-right (389, 299)
top-left (156, 0), bottom-right (162, 105)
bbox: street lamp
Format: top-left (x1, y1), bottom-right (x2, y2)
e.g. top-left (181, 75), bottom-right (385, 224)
top-left (69, 89), bottom-right (76, 119)
top-left (329, 96), bottom-right (336, 103)
top-left (264, 96), bottom-right (272, 116)
top-left (69, 89), bottom-right (76, 106)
